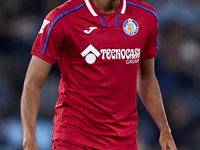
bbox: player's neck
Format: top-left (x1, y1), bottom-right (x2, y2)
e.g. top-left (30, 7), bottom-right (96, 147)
top-left (91, 0), bottom-right (121, 13)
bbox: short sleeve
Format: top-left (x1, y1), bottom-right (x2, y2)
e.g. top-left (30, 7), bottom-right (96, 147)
top-left (141, 15), bottom-right (158, 60)
top-left (31, 10), bottom-right (65, 64)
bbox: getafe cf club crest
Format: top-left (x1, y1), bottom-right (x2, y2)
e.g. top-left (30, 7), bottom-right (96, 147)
top-left (123, 18), bottom-right (139, 36)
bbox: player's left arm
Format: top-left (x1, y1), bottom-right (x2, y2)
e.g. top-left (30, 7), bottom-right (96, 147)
top-left (137, 58), bottom-right (177, 150)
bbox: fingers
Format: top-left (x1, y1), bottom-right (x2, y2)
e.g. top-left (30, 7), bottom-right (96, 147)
top-left (159, 131), bottom-right (177, 150)
top-left (161, 141), bottom-right (177, 150)
top-left (161, 143), bottom-right (166, 150)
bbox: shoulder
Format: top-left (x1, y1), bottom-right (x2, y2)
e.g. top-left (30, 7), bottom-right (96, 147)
top-left (45, 0), bottom-right (85, 22)
top-left (126, 0), bottom-right (158, 21)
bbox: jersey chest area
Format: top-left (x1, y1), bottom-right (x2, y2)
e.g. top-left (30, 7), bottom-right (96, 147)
top-left (62, 12), bottom-right (148, 65)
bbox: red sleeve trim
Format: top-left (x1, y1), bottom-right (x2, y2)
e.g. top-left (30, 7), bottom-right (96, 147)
top-left (140, 46), bottom-right (157, 60)
top-left (140, 52), bottom-right (157, 60)
top-left (31, 49), bottom-right (56, 65)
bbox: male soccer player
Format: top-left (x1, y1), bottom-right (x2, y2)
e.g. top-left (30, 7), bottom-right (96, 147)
top-left (21, 0), bottom-right (177, 149)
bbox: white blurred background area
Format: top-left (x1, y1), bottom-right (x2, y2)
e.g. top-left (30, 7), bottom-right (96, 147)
top-left (0, 0), bottom-right (200, 149)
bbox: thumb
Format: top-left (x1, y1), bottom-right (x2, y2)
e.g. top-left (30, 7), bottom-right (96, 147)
top-left (160, 140), bottom-right (167, 150)
top-left (161, 144), bottom-right (167, 150)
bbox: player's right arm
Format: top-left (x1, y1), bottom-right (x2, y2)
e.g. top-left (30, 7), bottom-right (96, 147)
top-left (21, 3), bottom-right (69, 149)
top-left (21, 56), bottom-right (52, 150)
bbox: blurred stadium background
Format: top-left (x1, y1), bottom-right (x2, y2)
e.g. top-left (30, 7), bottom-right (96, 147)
top-left (0, 0), bottom-right (200, 149)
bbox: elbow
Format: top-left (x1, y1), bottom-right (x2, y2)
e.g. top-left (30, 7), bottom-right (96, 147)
top-left (138, 74), bottom-right (157, 83)
top-left (23, 78), bottom-right (42, 94)
top-left (137, 74), bottom-right (158, 94)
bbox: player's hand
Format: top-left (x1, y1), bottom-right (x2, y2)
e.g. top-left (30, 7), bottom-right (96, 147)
top-left (159, 130), bottom-right (177, 150)
top-left (23, 138), bottom-right (38, 150)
